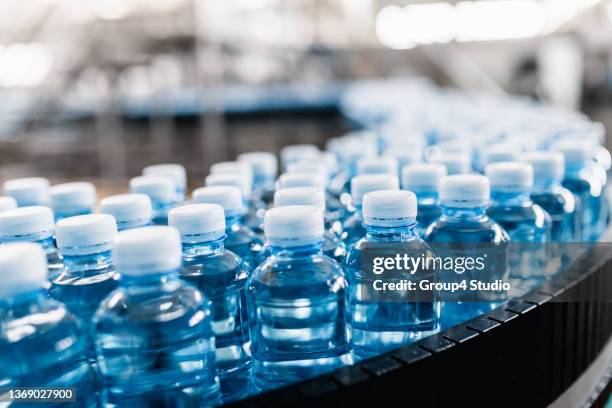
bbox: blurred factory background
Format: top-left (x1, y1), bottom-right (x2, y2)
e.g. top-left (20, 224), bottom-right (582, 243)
top-left (1, 0), bottom-right (612, 194)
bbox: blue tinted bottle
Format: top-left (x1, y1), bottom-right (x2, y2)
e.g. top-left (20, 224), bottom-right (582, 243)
top-left (401, 162), bottom-right (447, 237)
top-left (129, 175), bottom-right (177, 225)
top-left (345, 190), bottom-right (440, 358)
top-left (169, 204), bottom-right (251, 402)
top-left (425, 175), bottom-right (509, 328)
top-left (94, 226), bottom-right (221, 407)
top-left (50, 182), bottom-right (97, 221)
top-left (143, 163), bottom-right (188, 203)
top-left (193, 186), bottom-right (264, 268)
top-left (99, 193), bottom-right (153, 231)
top-left (247, 205), bottom-right (352, 389)
top-left (50, 214), bottom-right (119, 359)
top-left (0, 243), bottom-right (97, 407)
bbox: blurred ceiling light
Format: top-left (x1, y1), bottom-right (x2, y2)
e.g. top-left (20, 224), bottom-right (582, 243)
top-left (375, 5), bottom-right (416, 49)
top-left (0, 43), bottom-right (52, 88)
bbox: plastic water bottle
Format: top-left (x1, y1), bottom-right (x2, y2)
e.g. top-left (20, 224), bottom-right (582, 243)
top-left (280, 144), bottom-right (320, 170)
top-left (485, 162), bottom-right (551, 289)
top-left (192, 186), bottom-right (264, 268)
top-left (431, 153), bottom-right (472, 175)
top-left (554, 141), bottom-right (607, 241)
top-left (99, 193), bottom-right (153, 231)
top-left (0, 196), bottom-right (17, 211)
top-left (524, 152), bottom-right (577, 242)
top-left (93, 226), bottom-right (221, 407)
top-left (401, 163), bottom-right (447, 237)
top-left (0, 242), bottom-right (97, 407)
top-left (424, 175), bottom-right (509, 328)
top-left (341, 174), bottom-right (399, 248)
top-left (50, 182), bottom-right (97, 221)
top-left (129, 175), bottom-right (177, 225)
top-left (247, 205), bottom-right (352, 389)
top-left (0, 206), bottom-right (63, 276)
top-left (274, 186), bottom-right (346, 262)
top-left (168, 204), bottom-right (251, 402)
top-left (143, 163), bottom-right (188, 203)
top-left (345, 190), bottom-right (440, 358)
top-left (277, 172), bottom-right (327, 190)
top-left (238, 151), bottom-right (278, 207)
top-left (356, 156), bottom-right (399, 177)
top-left (3, 177), bottom-right (50, 207)
top-left (50, 214), bottom-right (119, 359)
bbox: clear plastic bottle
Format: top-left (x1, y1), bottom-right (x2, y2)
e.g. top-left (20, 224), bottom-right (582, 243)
top-left (401, 162), bottom-right (447, 237)
top-left (169, 204), bottom-right (251, 402)
top-left (524, 152), bottom-right (577, 242)
top-left (0, 196), bottom-right (17, 211)
top-left (274, 186), bottom-right (346, 262)
top-left (345, 190), bottom-right (440, 358)
top-left (485, 162), bottom-right (551, 289)
top-left (3, 177), bottom-right (50, 207)
top-left (143, 163), bottom-right (188, 203)
top-left (238, 152), bottom-right (278, 207)
top-left (247, 205), bottom-right (352, 389)
top-left (192, 186), bottom-right (264, 269)
top-left (0, 206), bottom-right (63, 277)
top-left (554, 141), bottom-right (608, 242)
top-left (129, 175), bottom-right (177, 225)
top-left (0, 243), bottom-right (97, 407)
top-left (50, 214), bottom-right (119, 359)
top-left (93, 226), bottom-right (221, 407)
top-left (341, 174), bottom-right (399, 248)
top-left (50, 182), bottom-right (97, 221)
top-left (99, 193), bottom-right (153, 231)
top-left (424, 175), bottom-right (509, 328)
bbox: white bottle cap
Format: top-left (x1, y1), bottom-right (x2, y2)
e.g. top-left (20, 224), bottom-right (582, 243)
top-left (264, 205), bottom-right (324, 247)
top-left (280, 144), bottom-right (320, 167)
top-left (357, 156), bottom-right (399, 176)
top-left (210, 161), bottom-right (253, 182)
top-left (50, 182), bottom-right (97, 215)
top-left (350, 174), bottom-right (399, 206)
top-left (431, 153), bottom-right (471, 175)
top-left (319, 152), bottom-right (339, 175)
top-left (481, 143), bottom-right (521, 165)
top-left (99, 194), bottom-right (152, 230)
top-left (384, 146), bottom-right (422, 168)
top-left (205, 173), bottom-right (252, 200)
top-left (440, 175), bottom-right (490, 208)
top-left (0, 196), bottom-right (17, 211)
top-left (277, 172), bottom-right (327, 190)
top-left (56, 214), bottom-right (118, 256)
top-left (286, 162), bottom-right (330, 179)
top-left (0, 242), bottom-right (48, 297)
top-left (552, 140), bottom-right (593, 166)
top-left (238, 152), bottom-right (278, 177)
top-left (113, 226), bottom-right (182, 275)
top-left (363, 190), bottom-right (417, 227)
top-left (143, 163), bottom-right (187, 190)
top-left (3, 177), bottom-right (50, 207)
top-left (0, 206), bottom-right (54, 241)
top-left (401, 163), bottom-right (447, 193)
top-left (130, 175), bottom-right (176, 204)
top-left (485, 162), bottom-right (533, 192)
top-left (169, 203), bottom-right (226, 243)
top-left (274, 187), bottom-right (325, 210)
top-left (523, 152), bottom-right (564, 184)
top-left (192, 186), bottom-right (245, 217)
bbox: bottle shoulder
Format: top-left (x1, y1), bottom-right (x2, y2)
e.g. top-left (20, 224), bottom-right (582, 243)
top-left (425, 216), bottom-right (510, 243)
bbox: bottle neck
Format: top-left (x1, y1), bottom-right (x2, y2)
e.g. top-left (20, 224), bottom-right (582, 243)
top-left (182, 236), bottom-right (225, 258)
top-left (253, 175), bottom-right (275, 192)
top-left (269, 242), bottom-right (323, 259)
top-left (226, 215), bottom-right (241, 230)
top-left (62, 250), bottom-right (114, 273)
top-left (532, 180), bottom-right (561, 194)
top-left (441, 205), bottom-right (487, 219)
top-left (365, 224), bottom-right (417, 242)
top-left (490, 190), bottom-right (532, 206)
top-left (120, 269), bottom-right (181, 293)
top-left (415, 191), bottom-right (438, 206)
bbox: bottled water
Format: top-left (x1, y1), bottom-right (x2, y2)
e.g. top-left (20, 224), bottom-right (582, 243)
top-left (280, 144), bottom-right (320, 169)
top-left (274, 186), bottom-right (346, 262)
top-left (431, 153), bottom-right (472, 175)
top-left (192, 186), bottom-right (264, 268)
top-left (129, 175), bottom-right (177, 225)
top-left (247, 205), bottom-right (352, 389)
top-left (424, 175), bottom-right (509, 328)
top-left (143, 163), bottom-right (187, 202)
top-left (0, 206), bottom-right (63, 276)
top-left (524, 152), bottom-right (577, 242)
top-left (50, 182), bottom-right (97, 221)
top-left (401, 163), bottom-right (447, 237)
top-left (0, 196), bottom-right (17, 211)
top-left (99, 193), bottom-right (153, 231)
top-left (50, 214), bottom-right (119, 359)
top-left (277, 172), bottom-right (327, 190)
top-left (238, 151), bottom-right (278, 207)
top-left (345, 190), bottom-right (440, 358)
top-left (3, 177), bottom-right (50, 207)
top-left (0, 243), bottom-right (97, 407)
top-left (356, 156), bottom-right (399, 176)
top-left (341, 174), bottom-right (399, 248)
top-left (93, 226), bottom-right (221, 407)
top-left (477, 143), bottom-right (521, 172)
top-left (169, 204), bottom-right (251, 402)
top-left (554, 141), bottom-right (608, 241)
top-left (485, 162), bottom-right (551, 288)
